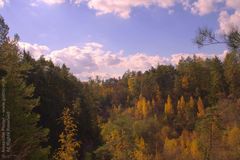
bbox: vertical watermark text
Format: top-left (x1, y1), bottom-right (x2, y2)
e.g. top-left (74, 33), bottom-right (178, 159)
top-left (1, 78), bottom-right (12, 159)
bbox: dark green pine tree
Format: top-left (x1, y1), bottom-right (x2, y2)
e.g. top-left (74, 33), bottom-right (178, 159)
top-left (0, 16), bottom-right (50, 160)
top-left (196, 107), bottom-right (223, 160)
top-left (207, 57), bottom-right (227, 104)
top-left (224, 52), bottom-right (240, 98)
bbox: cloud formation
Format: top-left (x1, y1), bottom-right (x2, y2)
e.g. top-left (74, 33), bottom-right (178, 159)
top-left (18, 42), bottom-right (50, 59)
top-left (226, 0), bottom-right (240, 10)
top-left (0, 0), bottom-right (8, 8)
top-left (39, 0), bottom-right (65, 5)
top-left (86, 0), bottom-right (176, 19)
top-left (31, 0), bottom-right (240, 24)
top-left (19, 41), bottom-right (226, 80)
top-left (191, 0), bottom-right (222, 16)
top-left (35, 0), bottom-right (218, 18)
top-left (218, 10), bottom-right (240, 34)
top-left (69, 0), bottom-right (240, 18)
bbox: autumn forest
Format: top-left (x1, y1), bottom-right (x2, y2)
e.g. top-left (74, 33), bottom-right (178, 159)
top-left (1, 15), bottom-right (240, 160)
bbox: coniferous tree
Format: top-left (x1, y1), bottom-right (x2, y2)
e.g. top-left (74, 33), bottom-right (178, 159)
top-left (177, 96), bottom-right (186, 112)
top-left (134, 137), bottom-right (152, 160)
top-left (153, 87), bottom-right (163, 115)
top-left (136, 95), bottom-right (150, 119)
top-left (0, 16), bottom-right (49, 160)
top-left (188, 96), bottom-right (195, 108)
top-left (164, 95), bottom-right (173, 115)
top-left (180, 96), bottom-right (186, 109)
top-left (163, 137), bottom-right (178, 159)
top-left (197, 97), bottom-right (205, 118)
top-left (207, 57), bottom-right (227, 104)
top-left (224, 52), bottom-right (240, 98)
top-left (196, 107), bottom-right (223, 160)
top-left (225, 126), bottom-right (240, 159)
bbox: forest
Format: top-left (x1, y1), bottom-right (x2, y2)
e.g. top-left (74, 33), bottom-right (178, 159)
top-left (0, 15), bottom-right (240, 160)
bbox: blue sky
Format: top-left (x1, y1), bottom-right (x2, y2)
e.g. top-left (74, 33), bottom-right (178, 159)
top-left (0, 0), bottom-right (239, 80)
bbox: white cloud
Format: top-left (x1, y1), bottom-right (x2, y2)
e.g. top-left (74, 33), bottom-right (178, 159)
top-left (46, 44), bottom-right (100, 74)
top-left (33, 0), bottom-right (176, 17)
top-left (180, 0), bottom-right (192, 10)
top-left (30, 0), bottom-right (240, 19)
top-left (44, 44), bottom-right (170, 80)
top-left (30, 2), bottom-right (39, 7)
top-left (39, 0), bottom-right (65, 5)
top-left (45, 42), bottom-right (128, 80)
top-left (19, 41), bottom-right (226, 80)
top-left (120, 53), bottom-right (169, 70)
top-left (0, 0), bottom-right (8, 8)
top-left (70, 0), bottom-right (85, 5)
top-left (156, 0), bottom-right (176, 8)
top-left (218, 10), bottom-right (240, 34)
top-left (74, 0), bottom-right (229, 18)
top-left (18, 42), bottom-right (50, 59)
top-left (86, 0), bottom-right (176, 19)
top-left (191, 0), bottom-right (223, 16)
top-left (226, 0), bottom-right (240, 10)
